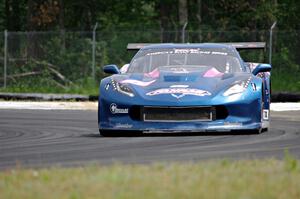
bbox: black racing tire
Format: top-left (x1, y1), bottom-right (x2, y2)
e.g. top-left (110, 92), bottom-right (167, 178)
top-left (99, 130), bottom-right (117, 137)
top-left (99, 129), bottom-right (143, 137)
top-left (259, 83), bottom-right (265, 134)
top-left (240, 129), bottom-right (262, 134)
top-left (255, 128), bottom-right (263, 134)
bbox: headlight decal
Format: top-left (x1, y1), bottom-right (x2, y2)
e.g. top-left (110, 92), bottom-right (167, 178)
top-left (111, 79), bottom-right (117, 90)
top-left (244, 76), bottom-right (252, 88)
top-left (111, 78), bottom-right (135, 97)
top-left (223, 83), bottom-right (246, 96)
top-left (223, 76), bottom-right (252, 97)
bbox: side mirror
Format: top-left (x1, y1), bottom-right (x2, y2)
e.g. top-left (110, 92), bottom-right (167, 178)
top-left (252, 64), bottom-right (271, 76)
top-left (103, 65), bottom-right (120, 74)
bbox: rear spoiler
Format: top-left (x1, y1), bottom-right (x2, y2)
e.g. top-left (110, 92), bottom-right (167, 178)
top-left (127, 42), bottom-right (266, 50)
top-left (127, 43), bottom-right (161, 50)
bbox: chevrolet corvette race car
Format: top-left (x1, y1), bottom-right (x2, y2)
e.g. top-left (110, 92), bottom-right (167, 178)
top-left (98, 42), bottom-right (271, 136)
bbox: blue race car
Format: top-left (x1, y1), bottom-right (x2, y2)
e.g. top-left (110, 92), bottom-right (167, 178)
top-left (98, 42), bottom-right (271, 136)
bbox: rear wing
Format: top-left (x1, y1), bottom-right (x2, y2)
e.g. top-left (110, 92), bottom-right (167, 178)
top-left (127, 42), bottom-right (266, 50)
top-left (127, 43), bottom-right (160, 50)
top-left (219, 42), bottom-right (266, 49)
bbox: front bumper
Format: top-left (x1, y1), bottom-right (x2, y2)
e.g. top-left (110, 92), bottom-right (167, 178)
top-left (100, 121), bottom-right (262, 132)
top-left (98, 97), bottom-right (264, 132)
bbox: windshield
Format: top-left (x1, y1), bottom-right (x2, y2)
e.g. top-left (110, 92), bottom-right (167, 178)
top-left (127, 48), bottom-right (243, 74)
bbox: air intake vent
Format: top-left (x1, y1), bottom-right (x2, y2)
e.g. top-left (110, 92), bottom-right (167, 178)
top-left (142, 106), bottom-right (213, 122)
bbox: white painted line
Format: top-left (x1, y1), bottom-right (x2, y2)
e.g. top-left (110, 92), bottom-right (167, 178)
top-left (0, 101), bottom-right (98, 110)
top-left (0, 102), bottom-right (299, 111)
top-left (270, 103), bottom-right (300, 111)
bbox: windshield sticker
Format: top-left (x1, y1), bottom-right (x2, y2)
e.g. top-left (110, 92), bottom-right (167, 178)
top-left (120, 79), bottom-right (156, 87)
top-left (211, 51), bottom-right (227, 55)
top-left (146, 49), bottom-right (228, 56)
top-left (146, 88), bottom-right (211, 99)
top-left (146, 51), bottom-right (172, 56)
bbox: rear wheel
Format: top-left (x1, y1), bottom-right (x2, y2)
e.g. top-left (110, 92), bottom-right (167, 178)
top-left (261, 83), bottom-right (269, 133)
top-left (250, 84), bottom-right (266, 135)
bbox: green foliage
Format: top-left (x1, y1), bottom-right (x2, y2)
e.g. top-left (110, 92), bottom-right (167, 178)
top-left (271, 70), bottom-right (300, 92)
top-left (0, 1), bottom-right (299, 94)
top-left (273, 47), bottom-right (300, 71)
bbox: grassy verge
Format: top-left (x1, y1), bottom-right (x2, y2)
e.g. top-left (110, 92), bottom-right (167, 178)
top-left (1, 158), bottom-right (300, 199)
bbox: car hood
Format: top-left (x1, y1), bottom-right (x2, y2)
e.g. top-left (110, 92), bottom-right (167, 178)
top-left (112, 70), bottom-right (251, 102)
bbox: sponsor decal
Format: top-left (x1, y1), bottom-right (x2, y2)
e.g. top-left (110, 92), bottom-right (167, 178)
top-left (170, 85), bottom-right (189, 88)
top-left (110, 103), bottom-right (128, 114)
top-left (263, 109), bottom-right (269, 120)
top-left (146, 88), bottom-right (211, 99)
top-left (114, 123), bottom-right (133, 128)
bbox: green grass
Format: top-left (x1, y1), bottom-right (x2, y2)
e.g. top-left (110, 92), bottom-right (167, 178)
top-left (1, 158), bottom-right (300, 199)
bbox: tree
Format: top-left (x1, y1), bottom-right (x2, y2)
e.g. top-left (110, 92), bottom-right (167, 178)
top-left (178, 0), bottom-right (188, 26)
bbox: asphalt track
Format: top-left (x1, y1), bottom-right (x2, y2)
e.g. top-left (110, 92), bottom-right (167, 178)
top-left (0, 109), bottom-right (300, 169)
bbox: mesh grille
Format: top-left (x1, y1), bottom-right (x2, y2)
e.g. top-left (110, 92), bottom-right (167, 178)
top-left (142, 106), bottom-right (214, 122)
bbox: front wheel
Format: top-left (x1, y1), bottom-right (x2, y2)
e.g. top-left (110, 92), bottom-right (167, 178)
top-left (99, 129), bottom-right (143, 137)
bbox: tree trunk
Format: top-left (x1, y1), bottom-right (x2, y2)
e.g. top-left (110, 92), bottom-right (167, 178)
top-left (196, 0), bottom-right (202, 42)
top-left (26, 0), bottom-right (35, 31)
top-left (179, 0), bottom-right (188, 42)
top-left (178, 0), bottom-right (188, 26)
top-left (5, 0), bottom-right (10, 29)
top-left (59, 0), bottom-right (65, 51)
top-left (249, 0), bottom-right (258, 41)
top-left (158, 1), bottom-right (169, 42)
top-left (26, 0), bottom-right (40, 59)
